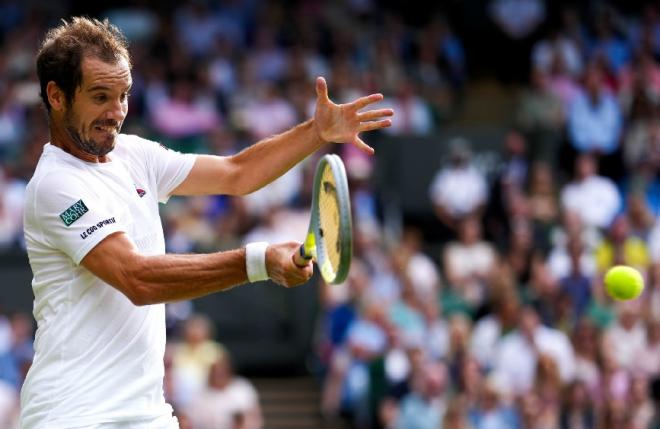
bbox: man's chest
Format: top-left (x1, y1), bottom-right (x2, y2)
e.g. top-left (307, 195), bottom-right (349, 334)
top-left (86, 165), bottom-right (163, 253)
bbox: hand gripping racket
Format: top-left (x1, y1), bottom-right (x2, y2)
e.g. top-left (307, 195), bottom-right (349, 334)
top-left (293, 154), bottom-right (353, 284)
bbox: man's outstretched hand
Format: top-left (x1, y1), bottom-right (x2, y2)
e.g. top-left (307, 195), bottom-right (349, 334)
top-left (313, 77), bottom-right (394, 154)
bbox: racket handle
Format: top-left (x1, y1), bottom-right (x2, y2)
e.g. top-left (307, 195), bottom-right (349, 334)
top-left (293, 244), bottom-right (313, 267)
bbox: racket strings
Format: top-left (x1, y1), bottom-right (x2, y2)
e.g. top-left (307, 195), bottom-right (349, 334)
top-left (318, 164), bottom-right (341, 273)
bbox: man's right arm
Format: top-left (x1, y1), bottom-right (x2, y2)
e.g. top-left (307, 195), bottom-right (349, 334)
top-left (81, 232), bottom-right (312, 306)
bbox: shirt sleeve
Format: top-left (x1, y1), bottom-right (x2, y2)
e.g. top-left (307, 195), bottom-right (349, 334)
top-left (34, 172), bottom-right (126, 265)
top-left (138, 138), bottom-right (196, 203)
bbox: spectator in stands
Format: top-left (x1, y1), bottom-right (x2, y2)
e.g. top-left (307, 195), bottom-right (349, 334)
top-left (149, 73), bottom-right (221, 154)
top-left (626, 193), bottom-right (655, 239)
top-left (394, 362), bottom-right (449, 429)
top-left (454, 355), bottom-right (484, 409)
top-left (418, 299), bottom-right (450, 362)
top-left (587, 6), bottom-right (632, 75)
top-left (429, 137), bottom-right (487, 232)
top-left (468, 375), bottom-right (520, 428)
top-left (547, 210), bottom-right (599, 281)
top-left (485, 129), bottom-right (529, 248)
top-left (560, 153), bottom-right (621, 230)
top-left (246, 26), bottom-right (289, 84)
top-left (594, 214), bottom-right (650, 276)
top-left (185, 353), bottom-right (262, 429)
top-left (321, 299), bottom-right (390, 424)
top-left (443, 215), bottom-right (497, 309)
top-left (0, 167), bottom-right (25, 249)
top-left (0, 82), bottom-right (27, 161)
top-left (618, 51), bottom-right (660, 118)
top-left (524, 259), bottom-right (561, 326)
top-left (470, 288), bottom-right (520, 370)
top-left (558, 237), bottom-right (593, 323)
top-left (629, 374), bottom-right (655, 428)
top-left (381, 79), bottom-right (433, 136)
top-left (517, 71), bottom-right (565, 165)
top-left (571, 320), bottom-right (601, 390)
top-left (442, 397), bottom-right (471, 429)
top-left (567, 63), bottom-right (623, 155)
top-left (172, 315), bottom-right (226, 408)
top-left (174, 1), bottom-right (225, 59)
top-left (238, 83), bottom-right (297, 141)
top-left (425, 16), bottom-right (467, 90)
top-left (635, 318), bottom-right (660, 376)
top-left (527, 162), bottom-right (560, 251)
top-left (603, 301), bottom-right (647, 371)
top-left (559, 380), bottom-right (596, 429)
top-left (492, 306), bottom-right (575, 395)
top-left (646, 264), bottom-right (660, 321)
top-left (545, 51), bottom-right (582, 110)
top-left (395, 227), bottom-right (442, 303)
top-left (532, 27), bottom-right (583, 78)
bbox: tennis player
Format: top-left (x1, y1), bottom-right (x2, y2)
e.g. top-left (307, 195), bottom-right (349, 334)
top-left (21, 17), bottom-right (393, 428)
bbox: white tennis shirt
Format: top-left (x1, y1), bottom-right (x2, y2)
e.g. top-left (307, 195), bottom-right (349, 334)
top-left (21, 134), bottom-right (196, 428)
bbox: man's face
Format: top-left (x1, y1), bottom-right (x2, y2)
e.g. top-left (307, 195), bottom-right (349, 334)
top-left (61, 56), bottom-right (132, 157)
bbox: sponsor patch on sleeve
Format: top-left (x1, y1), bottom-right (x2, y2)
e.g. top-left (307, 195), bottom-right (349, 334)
top-left (59, 200), bottom-right (89, 227)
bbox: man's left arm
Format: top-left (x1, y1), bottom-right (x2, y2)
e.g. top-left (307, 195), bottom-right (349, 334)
top-left (172, 77), bottom-right (393, 196)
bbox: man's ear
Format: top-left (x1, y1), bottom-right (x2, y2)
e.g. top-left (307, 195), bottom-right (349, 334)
top-left (46, 81), bottom-right (66, 112)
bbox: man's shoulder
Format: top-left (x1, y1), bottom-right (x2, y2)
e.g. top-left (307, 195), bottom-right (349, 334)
top-left (115, 133), bottom-right (158, 153)
top-left (115, 133), bottom-right (179, 163)
top-left (27, 160), bottom-right (86, 196)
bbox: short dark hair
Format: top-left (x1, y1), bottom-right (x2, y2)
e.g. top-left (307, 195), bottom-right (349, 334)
top-left (36, 17), bottom-right (131, 112)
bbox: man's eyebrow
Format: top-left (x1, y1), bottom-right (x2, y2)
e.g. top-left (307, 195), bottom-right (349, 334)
top-left (86, 83), bottom-right (133, 92)
top-left (87, 85), bottom-right (110, 92)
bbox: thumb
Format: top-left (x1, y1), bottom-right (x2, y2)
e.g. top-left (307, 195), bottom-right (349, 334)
top-left (316, 76), bottom-right (330, 103)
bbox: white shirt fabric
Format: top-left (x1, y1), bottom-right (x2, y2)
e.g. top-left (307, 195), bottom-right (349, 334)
top-left (444, 241), bottom-right (497, 279)
top-left (532, 37), bottom-right (583, 77)
top-left (492, 326), bottom-right (576, 394)
top-left (560, 176), bottom-right (621, 229)
top-left (429, 165), bottom-right (487, 217)
top-left (185, 378), bottom-right (259, 429)
top-left (470, 315), bottom-right (502, 369)
top-left (603, 321), bottom-right (647, 370)
top-left (21, 134), bottom-right (195, 428)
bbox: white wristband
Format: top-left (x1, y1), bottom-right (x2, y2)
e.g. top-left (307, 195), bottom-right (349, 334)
top-left (245, 242), bottom-right (269, 282)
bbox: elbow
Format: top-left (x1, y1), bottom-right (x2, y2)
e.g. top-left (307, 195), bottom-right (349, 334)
top-left (120, 259), bottom-right (157, 306)
top-left (127, 287), bottom-right (153, 306)
top-left (121, 277), bottom-right (154, 306)
top-left (225, 156), bottom-right (254, 196)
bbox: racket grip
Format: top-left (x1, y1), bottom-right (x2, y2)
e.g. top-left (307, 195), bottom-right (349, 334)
top-left (293, 244), bottom-right (312, 267)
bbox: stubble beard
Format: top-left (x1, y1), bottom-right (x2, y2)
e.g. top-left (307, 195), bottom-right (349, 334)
top-left (63, 110), bottom-right (118, 157)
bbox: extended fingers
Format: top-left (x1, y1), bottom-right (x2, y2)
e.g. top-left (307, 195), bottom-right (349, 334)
top-left (352, 136), bottom-right (375, 155)
top-left (357, 108), bottom-right (394, 121)
top-left (352, 93), bottom-right (384, 110)
top-left (358, 119), bottom-right (392, 133)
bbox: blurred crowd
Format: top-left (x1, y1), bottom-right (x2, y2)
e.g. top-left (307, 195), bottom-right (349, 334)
top-left (0, 0), bottom-right (660, 428)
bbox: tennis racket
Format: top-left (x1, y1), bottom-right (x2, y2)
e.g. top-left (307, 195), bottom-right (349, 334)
top-left (293, 154), bottom-right (353, 284)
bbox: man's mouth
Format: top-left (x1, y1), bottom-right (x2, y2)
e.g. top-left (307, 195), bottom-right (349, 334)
top-left (94, 125), bottom-right (117, 133)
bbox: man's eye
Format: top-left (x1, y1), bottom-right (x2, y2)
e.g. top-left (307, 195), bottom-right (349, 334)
top-left (94, 94), bottom-right (107, 102)
top-left (121, 92), bottom-right (131, 102)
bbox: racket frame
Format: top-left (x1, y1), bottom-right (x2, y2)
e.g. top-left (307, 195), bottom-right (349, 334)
top-left (299, 154), bottom-right (353, 284)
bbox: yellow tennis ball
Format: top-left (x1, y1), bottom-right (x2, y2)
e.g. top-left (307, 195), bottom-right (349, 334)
top-left (604, 265), bottom-right (644, 301)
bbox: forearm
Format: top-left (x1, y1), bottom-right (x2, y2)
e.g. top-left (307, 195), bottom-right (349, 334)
top-left (83, 232), bottom-right (311, 305)
top-left (123, 249), bottom-right (248, 305)
top-left (173, 119), bottom-right (325, 197)
top-left (231, 119), bottom-right (325, 194)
